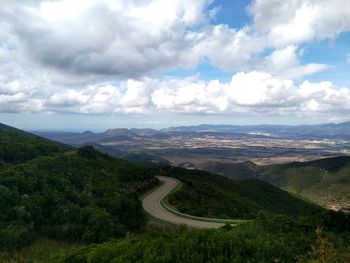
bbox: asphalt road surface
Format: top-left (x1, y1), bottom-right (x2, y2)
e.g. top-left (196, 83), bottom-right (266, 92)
top-left (142, 176), bottom-right (225, 229)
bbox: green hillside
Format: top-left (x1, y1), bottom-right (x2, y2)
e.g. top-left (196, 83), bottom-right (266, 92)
top-left (0, 146), bottom-right (158, 249)
top-left (0, 123), bottom-right (66, 164)
top-left (260, 156), bottom-right (350, 209)
top-left (196, 156), bottom-right (350, 210)
top-left (90, 143), bottom-right (171, 168)
top-left (0, 123), bottom-right (159, 249)
top-left (198, 160), bottom-right (259, 179)
top-left (162, 167), bottom-right (321, 219)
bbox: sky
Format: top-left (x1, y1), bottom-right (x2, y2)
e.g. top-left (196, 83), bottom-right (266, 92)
top-left (1, 0), bottom-right (350, 131)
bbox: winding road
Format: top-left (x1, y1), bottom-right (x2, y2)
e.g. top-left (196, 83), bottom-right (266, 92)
top-left (142, 176), bottom-right (225, 229)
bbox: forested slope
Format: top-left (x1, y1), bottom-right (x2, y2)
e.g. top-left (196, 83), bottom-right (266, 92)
top-left (0, 123), bottom-right (158, 249)
top-left (0, 123), bottom-right (67, 164)
top-left (163, 167), bottom-right (321, 219)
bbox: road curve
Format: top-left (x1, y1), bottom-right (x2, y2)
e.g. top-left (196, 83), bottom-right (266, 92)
top-left (142, 176), bottom-right (225, 229)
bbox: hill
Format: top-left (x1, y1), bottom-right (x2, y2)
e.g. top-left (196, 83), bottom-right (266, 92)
top-left (162, 167), bottom-right (321, 218)
top-left (260, 156), bottom-right (350, 209)
top-left (33, 128), bottom-right (142, 146)
top-left (0, 123), bottom-right (67, 164)
top-left (0, 145), bottom-right (158, 249)
top-left (198, 156), bottom-right (350, 210)
top-left (198, 160), bottom-right (260, 180)
top-left (34, 130), bottom-right (171, 168)
top-left (0, 124), bottom-right (158, 249)
top-left (90, 143), bottom-right (170, 168)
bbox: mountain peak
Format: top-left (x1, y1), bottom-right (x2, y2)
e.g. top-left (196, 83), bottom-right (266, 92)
top-left (82, 130), bottom-right (94, 135)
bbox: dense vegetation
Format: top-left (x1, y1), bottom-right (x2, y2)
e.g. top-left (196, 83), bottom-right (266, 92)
top-left (0, 144), bottom-right (157, 249)
top-left (63, 211), bottom-right (350, 263)
top-left (163, 167), bottom-right (321, 219)
top-left (0, 124), bottom-right (65, 164)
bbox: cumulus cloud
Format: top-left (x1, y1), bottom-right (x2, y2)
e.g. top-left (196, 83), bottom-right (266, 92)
top-left (195, 25), bottom-right (265, 71)
top-left (249, 0), bottom-right (350, 47)
top-left (0, 93), bottom-right (44, 113)
top-left (0, 0), bottom-right (338, 80)
top-left (1, 0), bottom-right (213, 78)
top-left (1, 0), bottom-right (350, 121)
top-left (255, 45), bottom-right (327, 79)
top-left (3, 72), bottom-right (345, 117)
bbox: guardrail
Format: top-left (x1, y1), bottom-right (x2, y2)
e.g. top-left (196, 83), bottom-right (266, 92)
top-left (160, 198), bottom-right (247, 225)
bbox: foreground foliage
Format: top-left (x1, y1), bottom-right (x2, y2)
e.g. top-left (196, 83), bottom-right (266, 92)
top-left (63, 211), bottom-right (350, 263)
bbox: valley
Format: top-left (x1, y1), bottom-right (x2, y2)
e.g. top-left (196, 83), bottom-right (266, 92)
top-left (34, 123), bottom-right (350, 212)
top-left (35, 122), bottom-right (350, 167)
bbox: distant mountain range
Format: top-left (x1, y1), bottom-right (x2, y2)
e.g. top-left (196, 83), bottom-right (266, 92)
top-left (32, 121), bottom-right (350, 169)
top-left (34, 128), bottom-right (142, 145)
top-left (33, 128), bottom-right (171, 168)
top-left (35, 121), bottom-right (350, 143)
top-left (162, 121), bottom-right (350, 139)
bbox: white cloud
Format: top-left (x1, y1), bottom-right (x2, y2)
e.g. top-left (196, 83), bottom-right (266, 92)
top-left (269, 46), bottom-right (300, 72)
top-left (0, 93), bottom-right (44, 113)
top-left (150, 78), bottom-right (229, 113)
top-left (0, 0), bottom-right (350, 121)
top-left (119, 79), bottom-right (154, 109)
top-left (226, 71), bottom-right (295, 106)
top-left (249, 0), bottom-right (350, 47)
top-left (264, 45), bottom-right (327, 79)
top-left (1, 0), bottom-right (213, 78)
top-left (2, 72), bottom-right (346, 118)
top-left (303, 99), bottom-right (319, 112)
top-left (48, 85), bottom-right (123, 114)
top-left (0, 0), bottom-right (339, 81)
top-left (196, 25), bottom-right (265, 71)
